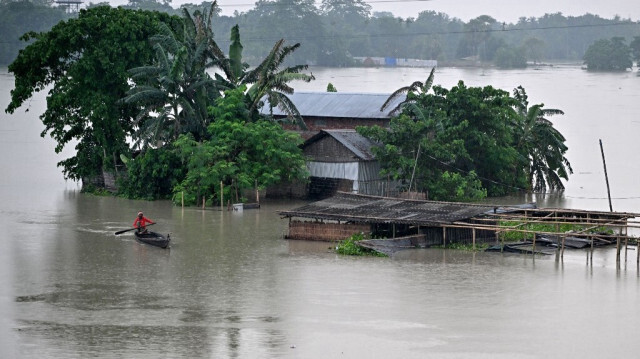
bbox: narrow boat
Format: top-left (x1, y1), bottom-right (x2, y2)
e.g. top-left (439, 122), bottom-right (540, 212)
top-left (134, 231), bottom-right (170, 249)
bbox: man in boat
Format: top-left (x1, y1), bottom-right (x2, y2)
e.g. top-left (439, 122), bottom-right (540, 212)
top-left (133, 211), bottom-right (154, 234)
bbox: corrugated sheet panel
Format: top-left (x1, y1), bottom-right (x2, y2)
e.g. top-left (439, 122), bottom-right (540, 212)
top-left (278, 192), bottom-right (499, 226)
top-left (259, 92), bottom-right (405, 119)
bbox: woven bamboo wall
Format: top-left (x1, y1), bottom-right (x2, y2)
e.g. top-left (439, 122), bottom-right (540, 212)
top-left (287, 220), bottom-right (371, 241)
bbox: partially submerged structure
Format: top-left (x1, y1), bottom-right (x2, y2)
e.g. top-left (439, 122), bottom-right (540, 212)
top-left (279, 192), bottom-right (640, 259)
top-left (302, 129), bottom-right (394, 198)
top-left (278, 192), bottom-right (501, 243)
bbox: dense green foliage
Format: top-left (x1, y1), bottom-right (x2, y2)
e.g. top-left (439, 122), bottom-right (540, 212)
top-left (495, 46), bottom-right (527, 68)
top-left (359, 74), bottom-right (572, 201)
top-left (500, 222), bottom-right (613, 242)
top-left (173, 87), bottom-right (308, 206)
top-left (118, 147), bottom-right (186, 200)
top-left (583, 37), bottom-right (633, 71)
top-left (124, 6), bottom-right (221, 146)
top-left (5, 6), bottom-right (180, 182)
top-left (6, 3), bottom-right (313, 201)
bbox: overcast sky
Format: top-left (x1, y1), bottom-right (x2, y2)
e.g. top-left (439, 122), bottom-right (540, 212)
top-left (107, 0), bottom-right (640, 22)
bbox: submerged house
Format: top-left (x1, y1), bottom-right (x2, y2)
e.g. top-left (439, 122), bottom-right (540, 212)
top-left (302, 129), bottom-right (394, 198)
top-left (263, 92), bottom-right (406, 199)
top-left (278, 192), bottom-right (500, 244)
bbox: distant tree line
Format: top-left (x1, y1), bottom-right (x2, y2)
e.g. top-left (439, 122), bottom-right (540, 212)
top-left (2, 0), bottom-right (640, 69)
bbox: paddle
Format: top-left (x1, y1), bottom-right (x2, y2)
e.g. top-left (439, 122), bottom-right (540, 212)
top-left (115, 222), bottom-right (155, 235)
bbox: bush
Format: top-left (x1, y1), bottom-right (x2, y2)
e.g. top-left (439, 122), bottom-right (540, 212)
top-left (119, 147), bottom-right (186, 200)
top-left (336, 232), bottom-right (387, 257)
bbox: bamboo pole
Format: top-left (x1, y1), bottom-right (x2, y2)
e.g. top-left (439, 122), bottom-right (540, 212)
top-left (624, 225), bottom-right (628, 264)
top-left (443, 226), bottom-right (446, 247)
top-left (600, 139), bottom-right (613, 212)
top-left (472, 228), bottom-right (476, 251)
top-left (590, 235), bottom-right (594, 264)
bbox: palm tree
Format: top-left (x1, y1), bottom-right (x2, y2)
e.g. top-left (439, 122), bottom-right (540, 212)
top-left (214, 25), bottom-right (315, 129)
top-left (380, 67), bottom-right (435, 116)
top-left (124, 5), bottom-right (220, 147)
top-left (513, 86), bottom-right (572, 192)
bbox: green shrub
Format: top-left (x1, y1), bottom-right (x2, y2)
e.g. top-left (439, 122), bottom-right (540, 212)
top-left (336, 232), bottom-right (387, 257)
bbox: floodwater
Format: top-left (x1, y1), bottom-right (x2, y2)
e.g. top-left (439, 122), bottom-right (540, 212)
top-left (1, 65), bottom-right (640, 358)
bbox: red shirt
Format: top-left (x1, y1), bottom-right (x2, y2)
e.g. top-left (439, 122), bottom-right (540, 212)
top-left (133, 216), bottom-right (153, 228)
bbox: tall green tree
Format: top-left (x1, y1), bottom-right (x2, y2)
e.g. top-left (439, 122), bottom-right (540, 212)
top-left (215, 24), bottom-right (315, 128)
top-left (523, 37), bottom-right (545, 64)
top-left (173, 87), bottom-right (308, 205)
top-left (5, 6), bottom-right (180, 182)
top-left (583, 37), bottom-right (632, 71)
top-left (380, 67), bottom-right (435, 115)
top-left (456, 15), bottom-right (496, 60)
top-left (363, 77), bottom-right (571, 199)
top-left (512, 86), bottom-right (571, 192)
top-left (124, 5), bottom-right (221, 147)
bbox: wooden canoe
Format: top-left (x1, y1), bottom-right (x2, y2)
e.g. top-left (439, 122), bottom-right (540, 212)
top-left (134, 231), bottom-right (170, 249)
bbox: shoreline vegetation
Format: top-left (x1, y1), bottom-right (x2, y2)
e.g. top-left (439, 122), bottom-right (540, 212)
top-left (6, 4), bottom-right (573, 208)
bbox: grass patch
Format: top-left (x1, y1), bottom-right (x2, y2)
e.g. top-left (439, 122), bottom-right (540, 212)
top-left (499, 221), bottom-right (613, 242)
top-left (335, 232), bottom-right (388, 257)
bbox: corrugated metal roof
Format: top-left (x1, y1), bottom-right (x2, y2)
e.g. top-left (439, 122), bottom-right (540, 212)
top-left (304, 129), bottom-right (378, 161)
top-left (278, 192), bottom-right (499, 226)
top-left (259, 92), bottom-right (405, 119)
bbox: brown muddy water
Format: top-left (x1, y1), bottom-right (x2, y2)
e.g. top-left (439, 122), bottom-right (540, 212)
top-left (1, 66), bottom-right (640, 358)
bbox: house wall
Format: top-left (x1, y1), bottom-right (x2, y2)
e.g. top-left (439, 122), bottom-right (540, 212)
top-left (304, 136), bottom-right (361, 162)
top-left (286, 220), bottom-right (371, 241)
top-left (282, 117), bottom-right (389, 132)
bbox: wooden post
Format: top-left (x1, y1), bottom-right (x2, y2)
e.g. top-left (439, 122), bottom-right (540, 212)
top-left (599, 139), bottom-right (613, 212)
top-left (443, 227), bottom-right (446, 247)
top-left (202, 196), bottom-right (205, 209)
top-left (181, 191), bottom-right (184, 208)
top-left (532, 228), bottom-right (536, 254)
top-left (624, 225), bottom-right (628, 264)
top-left (561, 234), bottom-right (565, 258)
top-left (255, 179), bottom-right (259, 204)
top-left (616, 235), bottom-right (621, 263)
top-left (590, 235), bottom-right (594, 264)
top-left (472, 228), bottom-right (476, 251)
top-left (220, 181), bottom-right (224, 211)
